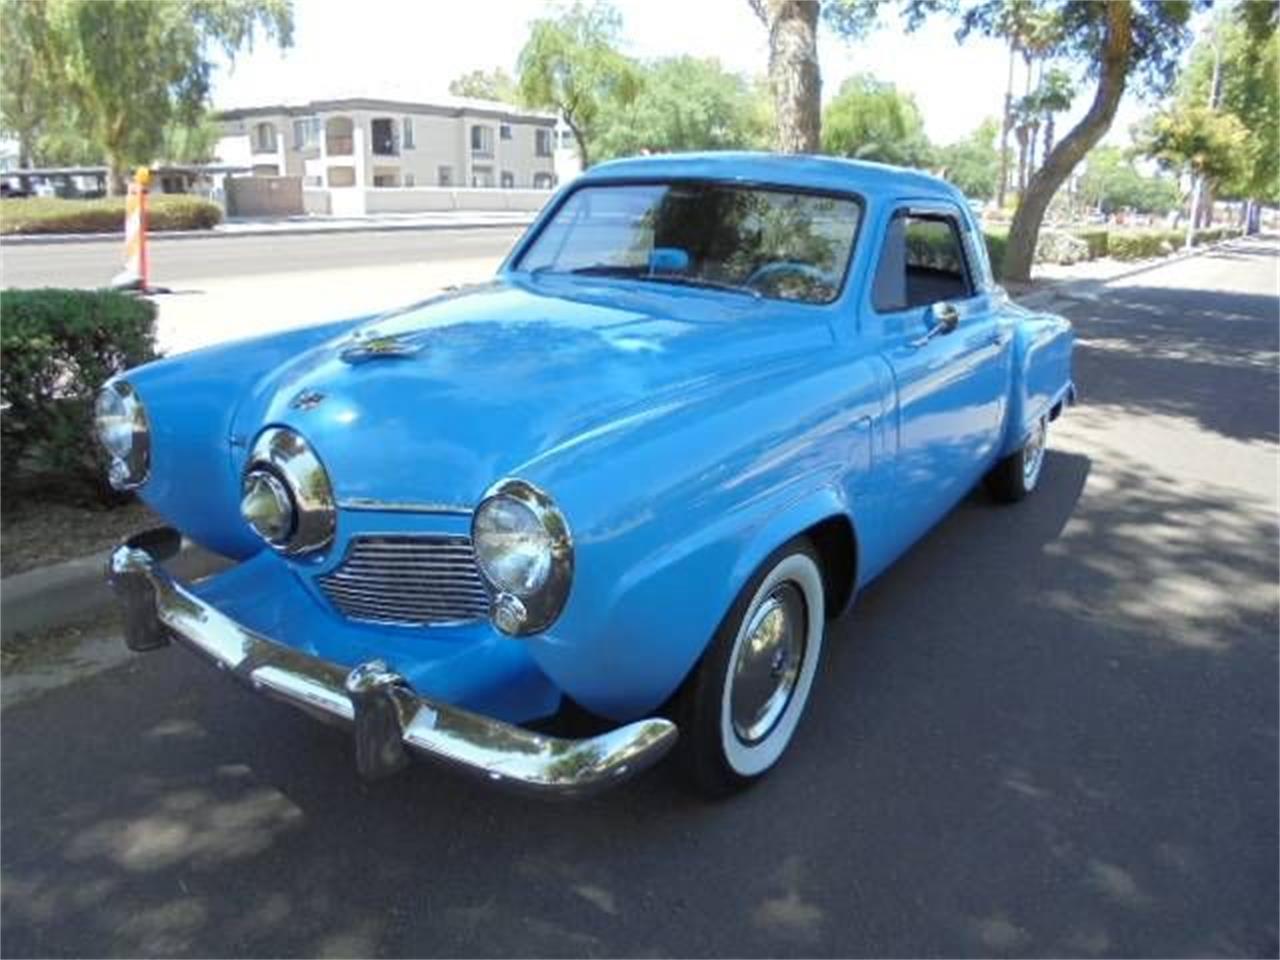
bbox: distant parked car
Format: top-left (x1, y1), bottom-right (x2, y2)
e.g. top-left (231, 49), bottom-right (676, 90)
top-left (102, 153), bottom-right (1075, 797)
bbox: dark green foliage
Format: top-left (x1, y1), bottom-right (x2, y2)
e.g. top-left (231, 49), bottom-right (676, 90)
top-left (1071, 229), bottom-right (1110, 258)
top-left (0, 195), bottom-right (222, 235)
top-left (1, 289), bottom-right (158, 503)
top-left (983, 231), bottom-right (1009, 280)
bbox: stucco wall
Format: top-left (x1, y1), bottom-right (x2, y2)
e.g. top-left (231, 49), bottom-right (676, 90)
top-left (360, 187), bottom-right (551, 215)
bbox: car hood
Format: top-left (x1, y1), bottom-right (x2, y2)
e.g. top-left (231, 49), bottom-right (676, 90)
top-left (236, 276), bottom-right (833, 507)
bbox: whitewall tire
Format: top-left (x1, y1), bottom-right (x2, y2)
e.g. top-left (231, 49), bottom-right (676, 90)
top-left (675, 538), bottom-right (826, 796)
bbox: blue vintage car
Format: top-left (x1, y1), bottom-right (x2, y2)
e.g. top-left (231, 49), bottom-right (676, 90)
top-left (100, 153), bottom-right (1074, 797)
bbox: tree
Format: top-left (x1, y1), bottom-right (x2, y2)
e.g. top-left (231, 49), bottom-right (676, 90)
top-left (821, 74), bottom-right (933, 169)
top-left (517, 1), bottom-right (640, 169)
top-left (936, 118), bottom-right (1001, 200)
top-left (0, 0), bottom-right (62, 167)
top-left (955, 1), bottom-right (1205, 283)
top-left (594, 57), bottom-right (770, 162)
top-left (1078, 145), bottom-right (1180, 213)
top-left (42, 0), bottom-right (293, 193)
top-left (1176, 10), bottom-right (1280, 203)
top-left (747, 0), bottom-right (881, 153)
top-left (448, 68), bottom-right (518, 104)
top-left (1135, 104), bottom-right (1249, 196)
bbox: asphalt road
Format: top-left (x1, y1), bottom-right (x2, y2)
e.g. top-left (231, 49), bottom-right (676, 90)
top-left (2, 240), bottom-right (1277, 958)
top-left (0, 226), bottom-right (524, 288)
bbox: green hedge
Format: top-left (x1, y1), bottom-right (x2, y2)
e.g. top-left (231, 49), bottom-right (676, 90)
top-left (983, 231), bottom-right (1008, 281)
top-left (0, 195), bottom-right (222, 235)
top-left (1, 289), bottom-right (158, 503)
top-left (1072, 230), bottom-right (1110, 259)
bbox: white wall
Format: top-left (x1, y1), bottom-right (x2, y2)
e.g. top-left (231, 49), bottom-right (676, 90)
top-left (360, 187), bottom-right (551, 215)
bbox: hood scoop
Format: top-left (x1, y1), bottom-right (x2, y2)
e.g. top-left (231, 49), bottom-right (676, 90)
top-left (339, 330), bottom-right (422, 364)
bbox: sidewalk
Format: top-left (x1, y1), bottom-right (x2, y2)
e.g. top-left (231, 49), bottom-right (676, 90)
top-left (1, 209), bottom-right (538, 245)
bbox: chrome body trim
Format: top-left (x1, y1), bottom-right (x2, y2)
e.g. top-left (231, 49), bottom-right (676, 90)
top-left (245, 427), bottom-right (336, 555)
top-left (337, 498), bottom-right (474, 516)
top-left (107, 529), bottom-right (678, 795)
top-left (472, 477), bottom-right (574, 636)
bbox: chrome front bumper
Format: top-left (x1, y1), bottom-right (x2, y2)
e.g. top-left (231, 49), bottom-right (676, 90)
top-left (108, 528), bottom-right (678, 796)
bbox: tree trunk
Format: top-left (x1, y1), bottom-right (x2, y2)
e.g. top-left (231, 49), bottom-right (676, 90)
top-left (997, 41), bottom-right (1015, 209)
top-left (1002, 1), bottom-right (1133, 283)
top-left (565, 116), bottom-right (590, 170)
top-left (757, 0), bottom-right (820, 153)
top-left (1015, 127), bottom-right (1029, 195)
top-left (1043, 115), bottom-right (1055, 171)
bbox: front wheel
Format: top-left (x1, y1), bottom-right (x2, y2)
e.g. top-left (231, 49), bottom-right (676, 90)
top-left (674, 538), bottom-right (826, 797)
top-left (985, 414), bottom-right (1048, 503)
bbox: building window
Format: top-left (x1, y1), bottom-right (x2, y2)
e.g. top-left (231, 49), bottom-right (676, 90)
top-left (292, 117), bottom-right (320, 149)
top-left (471, 165), bottom-right (494, 188)
top-left (501, 171), bottom-right (514, 189)
top-left (533, 172), bottom-right (555, 189)
top-left (252, 122), bottom-right (277, 153)
top-left (471, 125), bottom-right (494, 157)
top-left (402, 117), bottom-right (415, 149)
top-left (500, 124), bottom-right (512, 140)
top-left (303, 174), bottom-right (322, 187)
top-left (438, 165), bottom-right (453, 187)
top-left (371, 118), bottom-right (397, 156)
top-left (373, 169), bottom-right (400, 188)
top-left (535, 128), bottom-right (553, 157)
top-left (404, 172), bottom-right (415, 187)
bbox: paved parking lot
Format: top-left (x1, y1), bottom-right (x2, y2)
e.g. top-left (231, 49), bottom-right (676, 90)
top-left (2, 239), bottom-right (1276, 958)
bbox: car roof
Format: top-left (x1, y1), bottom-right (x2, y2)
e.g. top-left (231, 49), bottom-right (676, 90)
top-left (579, 151), bottom-right (963, 203)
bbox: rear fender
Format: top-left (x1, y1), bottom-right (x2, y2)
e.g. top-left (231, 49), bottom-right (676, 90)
top-left (1001, 310), bottom-right (1074, 456)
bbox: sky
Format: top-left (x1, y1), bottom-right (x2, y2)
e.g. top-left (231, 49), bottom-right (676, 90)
top-left (210, 0), bottom-right (1204, 148)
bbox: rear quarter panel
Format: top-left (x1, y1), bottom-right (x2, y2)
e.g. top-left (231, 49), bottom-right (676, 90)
top-left (1000, 301), bottom-right (1074, 455)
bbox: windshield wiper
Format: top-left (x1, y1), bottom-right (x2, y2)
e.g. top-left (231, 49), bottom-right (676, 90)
top-left (644, 274), bottom-right (762, 300)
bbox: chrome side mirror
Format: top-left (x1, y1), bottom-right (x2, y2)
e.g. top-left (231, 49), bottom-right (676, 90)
top-left (910, 301), bottom-right (960, 348)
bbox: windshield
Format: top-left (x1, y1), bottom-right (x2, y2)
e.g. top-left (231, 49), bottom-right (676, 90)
top-left (515, 181), bottom-right (862, 305)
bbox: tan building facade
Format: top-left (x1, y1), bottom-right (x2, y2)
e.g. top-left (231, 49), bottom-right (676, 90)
top-left (216, 97), bottom-right (559, 213)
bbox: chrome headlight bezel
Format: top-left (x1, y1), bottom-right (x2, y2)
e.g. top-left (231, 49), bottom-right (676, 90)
top-left (472, 478), bottom-right (573, 636)
top-left (94, 381), bottom-right (150, 490)
top-left (242, 427), bottom-right (335, 555)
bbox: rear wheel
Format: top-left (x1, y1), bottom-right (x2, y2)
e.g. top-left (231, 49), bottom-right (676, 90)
top-left (675, 538), bottom-right (826, 797)
top-left (986, 414), bottom-right (1048, 503)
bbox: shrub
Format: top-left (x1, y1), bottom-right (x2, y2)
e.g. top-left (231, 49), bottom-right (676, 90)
top-left (1035, 230), bottom-right (1090, 265)
top-left (0, 195), bottom-right (222, 235)
top-left (1072, 230), bottom-right (1110, 259)
top-left (983, 231), bottom-right (1008, 281)
top-left (1107, 231), bottom-right (1181, 260)
top-left (1, 289), bottom-right (158, 504)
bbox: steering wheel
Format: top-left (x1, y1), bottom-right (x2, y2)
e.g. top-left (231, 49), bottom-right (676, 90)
top-left (743, 261), bottom-right (833, 292)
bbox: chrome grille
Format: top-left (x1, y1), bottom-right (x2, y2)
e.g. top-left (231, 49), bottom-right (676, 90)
top-left (316, 535), bottom-right (491, 626)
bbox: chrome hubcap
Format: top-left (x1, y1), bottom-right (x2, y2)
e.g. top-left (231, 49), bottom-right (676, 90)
top-left (730, 582), bottom-right (806, 745)
top-left (1023, 417), bottom-right (1047, 489)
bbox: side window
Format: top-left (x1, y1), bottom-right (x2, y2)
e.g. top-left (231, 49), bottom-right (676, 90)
top-left (872, 211), bottom-right (973, 312)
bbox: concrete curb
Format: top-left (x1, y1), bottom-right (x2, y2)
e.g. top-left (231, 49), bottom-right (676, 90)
top-left (0, 541), bottom-right (229, 640)
top-left (1, 216), bottom-right (536, 246)
top-left (1013, 237), bottom-right (1241, 310)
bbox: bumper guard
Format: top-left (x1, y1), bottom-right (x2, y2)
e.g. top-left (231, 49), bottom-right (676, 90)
top-left (108, 528), bottom-right (678, 796)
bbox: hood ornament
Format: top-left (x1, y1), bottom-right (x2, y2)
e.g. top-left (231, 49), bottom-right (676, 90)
top-left (340, 330), bottom-right (421, 364)
top-left (289, 389), bottom-right (326, 411)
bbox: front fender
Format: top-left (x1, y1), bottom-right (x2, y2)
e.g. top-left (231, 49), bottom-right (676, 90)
top-left (119, 316), bottom-right (370, 557)
top-left (515, 348), bottom-right (882, 721)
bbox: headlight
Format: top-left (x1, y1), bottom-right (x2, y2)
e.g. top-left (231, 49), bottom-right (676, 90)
top-left (94, 381), bottom-right (149, 490)
top-left (472, 478), bottom-right (573, 635)
top-left (241, 427), bottom-right (335, 555)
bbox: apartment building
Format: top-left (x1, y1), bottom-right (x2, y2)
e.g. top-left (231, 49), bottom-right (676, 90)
top-left (216, 96), bottom-right (560, 196)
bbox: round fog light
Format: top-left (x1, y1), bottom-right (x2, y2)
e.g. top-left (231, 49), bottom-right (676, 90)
top-left (240, 469), bottom-right (295, 545)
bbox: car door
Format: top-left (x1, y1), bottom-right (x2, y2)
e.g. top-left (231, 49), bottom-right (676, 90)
top-left (870, 201), bottom-right (1011, 548)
